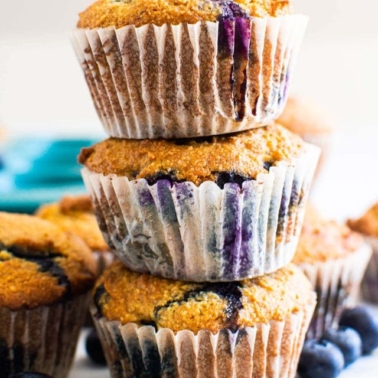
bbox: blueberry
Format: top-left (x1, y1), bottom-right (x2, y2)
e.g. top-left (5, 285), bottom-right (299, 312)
top-left (321, 327), bottom-right (362, 367)
top-left (9, 373), bottom-right (52, 378)
top-left (339, 306), bottom-right (378, 355)
top-left (86, 328), bottom-right (106, 365)
top-left (297, 340), bottom-right (344, 378)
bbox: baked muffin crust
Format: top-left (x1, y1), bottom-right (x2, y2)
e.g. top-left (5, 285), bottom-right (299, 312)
top-left (347, 203), bottom-right (378, 237)
top-left (0, 212), bottom-right (97, 310)
top-left (35, 195), bottom-right (109, 252)
top-left (293, 220), bottom-right (365, 264)
top-left (94, 262), bottom-right (314, 333)
top-left (77, 0), bottom-right (293, 29)
top-left (79, 124), bottom-right (304, 187)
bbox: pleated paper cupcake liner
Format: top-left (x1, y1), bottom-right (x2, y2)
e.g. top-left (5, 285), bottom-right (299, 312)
top-left (70, 15), bottom-right (308, 139)
top-left (92, 299), bottom-right (315, 378)
top-left (94, 250), bottom-right (115, 276)
top-left (0, 294), bottom-right (90, 378)
top-left (82, 143), bottom-right (319, 282)
top-left (297, 243), bottom-right (372, 340)
top-left (360, 236), bottom-right (378, 303)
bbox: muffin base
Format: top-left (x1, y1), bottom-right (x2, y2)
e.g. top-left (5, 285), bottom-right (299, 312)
top-left (297, 243), bottom-right (372, 340)
top-left (0, 294), bottom-right (90, 378)
top-left (360, 236), bottom-right (378, 303)
top-left (92, 298), bottom-right (315, 378)
top-left (70, 15), bottom-right (308, 139)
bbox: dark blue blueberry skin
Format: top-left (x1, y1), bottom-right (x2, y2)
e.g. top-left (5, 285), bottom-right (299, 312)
top-left (85, 328), bottom-right (107, 365)
top-left (339, 306), bottom-right (378, 355)
top-left (9, 374), bottom-right (52, 378)
top-left (297, 340), bottom-right (344, 378)
top-left (321, 327), bottom-right (362, 367)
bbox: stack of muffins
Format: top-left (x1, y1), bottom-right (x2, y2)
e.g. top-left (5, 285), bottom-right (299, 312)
top-left (71, 0), bottom-right (321, 376)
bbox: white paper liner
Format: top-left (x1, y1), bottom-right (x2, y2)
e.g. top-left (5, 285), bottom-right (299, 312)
top-left (92, 299), bottom-right (315, 378)
top-left (360, 236), bottom-right (378, 303)
top-left (94, 250), bottom-right (115, 276)
top-left (70, 15), bottom-right (308, 139)
top-left (0, 294), bottom-right (90, 378)
top-left (297, 243), bottom-right (372, 340)
top-left (82, 143), bottom-right (319, 282)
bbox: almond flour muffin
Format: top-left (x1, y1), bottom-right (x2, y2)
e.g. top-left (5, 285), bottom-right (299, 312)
top-left (277, 95), bottom-right (336, 179)
top-left (92, 262), bottom-right (315, 378)
top-left (348, 203), bottom-right (378, 303)
top-left (71, 0), bottom-right (308, 138)
top-left (80, 125), bottom-right (320, 282)
top-left (0, 212), bottom-right (97, 378)
top-left (36, 195), bottom-right (112, 275)
top-left (293, 219), bottom-right (371, 339)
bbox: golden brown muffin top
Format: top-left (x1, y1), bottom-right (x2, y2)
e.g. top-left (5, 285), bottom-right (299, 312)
top-left (277, 96), bottom-right (336, 136)
top-left (94, 262), bottom-right (314, 333)
top-left (0, 212), bottom-right (97, 310)
top-left (79, 124), bottom-right (305, 187)
top-left (293, 220), bottom-right (365, 264)
top-left (77, 0), bottom-right (292, 29)
top-left (347, 203), bottom-right (378, 237)
top-left (35, 195), bottom-right (109, 253)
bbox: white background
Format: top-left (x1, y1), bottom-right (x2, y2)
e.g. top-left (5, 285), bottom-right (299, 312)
top-left (0, 1), bottom-right (377, 216)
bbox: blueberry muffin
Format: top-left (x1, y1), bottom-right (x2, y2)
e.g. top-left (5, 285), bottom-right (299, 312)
top-left (277, 95), bottom-right (336, 179)
top-left (71, 0), bottom-right (308, 138)
top-left (93, 262), bottom-right (315, 378)
top-left (0, 212), bottom-right (97, 378)
top-left (293, 219), bottom-right (371, 339)
top-left (348, 203), bottom-right (378, 303)
top-left (79, 125), bottom-right (320, 282)
top-left (36, 195), bottom-right (112, 275)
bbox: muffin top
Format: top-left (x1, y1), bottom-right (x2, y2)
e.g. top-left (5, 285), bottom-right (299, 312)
top-left (293, 220), bottom-right (365, 264)
top-left (35, 195), bottom-right (109, 253)
top-left (277, 96), bottom-right (336, 136)
top-left (0, 212), bottom-right (97, 311)
top-left (77, 0), bottom-right (293, 29)
top-left (94, 262), bottom-right (314, 333)
top-left (347, 203), bottom-right (378, 237)
top-left (79, 124), bottom-right (305, 187)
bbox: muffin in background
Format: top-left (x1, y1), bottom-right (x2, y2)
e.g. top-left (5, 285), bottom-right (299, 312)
top-left (277, 95), bottom-right (336, 179)
top-left (92, 261), bottom-right (315, 378)
top-left (35, 195), bottom-right (112, 275)
top-left (80, 124), bottom-right (320, 282)
top-left (0, 212), bottom-right (97, 378)
top-left (293, 218), bottom-right (371, 339)
top-left (71, 0), bottom-right (308, 138)
top-left (347, 203), bottom-right (378, 303)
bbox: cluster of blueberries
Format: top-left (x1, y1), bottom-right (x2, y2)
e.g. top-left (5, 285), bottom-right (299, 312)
top-left (298, 306), bottom-right (378, 378)
top-left (8, 305), bottom-right (378, 378)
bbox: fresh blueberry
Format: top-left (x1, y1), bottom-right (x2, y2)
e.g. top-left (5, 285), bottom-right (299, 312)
top-left (297, 339), bottom-right (344, 378)
top-left (9, 373), bottom-right (52, 378)
top-left (321, 327), bottom-right (362, 367)
top-left (86, 328), bottom-right (106, 365)
top-left (339, 306), bottom-right (378, 355)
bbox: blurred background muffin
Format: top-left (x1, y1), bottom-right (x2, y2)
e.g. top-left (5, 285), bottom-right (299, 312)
top-left (277, 95), bottom-right (336, 180)
top-left (92, 261), bottom-right (315, 378)
top-left (348, 202), bottom-right (378, 303)
top-left (36, 195), bottom-right (112, 276)
top-left (79, 125), bottom-right (319, 282)
top-left (0, 212), bottom-right (97, 378)
top-left (293, 216), bottom-right (371, 339)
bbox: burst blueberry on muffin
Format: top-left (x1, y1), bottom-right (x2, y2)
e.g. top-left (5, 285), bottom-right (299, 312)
top-left (0, 212), bottom-right (97, 378)
top-left (277, 95), bottom-right (336, 180)
top-left (347, 203), bottom-right (378, 303)
top-left (293, 219), bottom-right (371, 339)
top-left (35, 195), bottom-right (112, 275)
top-left (71, 0), bottom-right (307, 138)
top-left (79, 125), bottom-right (320, 282)
top-left (92, 261), bottom-right (315, 377)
